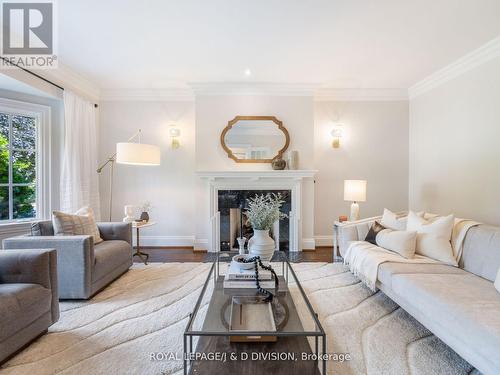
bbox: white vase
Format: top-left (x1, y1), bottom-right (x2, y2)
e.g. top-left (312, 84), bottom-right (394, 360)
top-left (248, 229), bottom-right (275, 261)
top-left (286, 150), bottom-right (299, 170)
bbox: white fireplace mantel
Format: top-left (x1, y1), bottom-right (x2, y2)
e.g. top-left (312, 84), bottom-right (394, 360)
top-left (196, 170), bottom-right (317, 252)
top-left (196, 170), bottom-right (317, 180)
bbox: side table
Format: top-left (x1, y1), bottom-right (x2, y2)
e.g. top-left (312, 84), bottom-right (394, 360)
top-left (332, 220), bottom-right (347, 262)
top-left (132, 221), bottom-right (156, 265)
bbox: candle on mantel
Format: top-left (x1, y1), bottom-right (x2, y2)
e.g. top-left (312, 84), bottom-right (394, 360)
top-left (239, 202), bottom-right (244, 239)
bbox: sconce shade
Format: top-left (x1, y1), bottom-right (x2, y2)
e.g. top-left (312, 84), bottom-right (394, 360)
top-left (169, 127), bottom-right (180, 137)
top-left (116, 142), bottom-right (161, 165)
top-left (331, 128), bottom-right (343, 138)
top-left (344, 180), bottom-right (367, 202)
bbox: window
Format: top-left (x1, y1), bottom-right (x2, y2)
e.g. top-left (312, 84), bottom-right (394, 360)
top-left (0, 98), bottom-right (51, 223)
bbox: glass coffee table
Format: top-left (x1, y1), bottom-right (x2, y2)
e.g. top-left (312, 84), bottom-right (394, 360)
top-left (184, 251), bottom-right (326, 374)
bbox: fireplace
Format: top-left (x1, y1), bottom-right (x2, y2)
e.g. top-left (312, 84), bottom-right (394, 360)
top-left (196, 170), bottom-right (317, 252)
top-left (218, 190), bottom-right (292, 251)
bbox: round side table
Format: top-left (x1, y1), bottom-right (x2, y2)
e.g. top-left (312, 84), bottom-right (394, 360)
top-left (132, 221), bottom-right (156, 265)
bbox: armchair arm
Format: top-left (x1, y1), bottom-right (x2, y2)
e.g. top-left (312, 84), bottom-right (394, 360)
top-left (97, 222), bottom-right (132, 244)
top-left (3, 235), bottom-right (93, 299)
top-left (0, 249), bottom-right (59, 322)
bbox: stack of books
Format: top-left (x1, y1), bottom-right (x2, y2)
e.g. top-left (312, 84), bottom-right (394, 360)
top-left (223, 262), bottom-right (276, 289)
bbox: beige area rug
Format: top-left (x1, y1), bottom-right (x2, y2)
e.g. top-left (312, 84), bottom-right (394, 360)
top-left (0, 262), bottom-right (474, 375)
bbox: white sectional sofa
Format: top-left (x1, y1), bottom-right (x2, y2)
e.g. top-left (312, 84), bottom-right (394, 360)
top-left (337, 215), bottom-right (500, 375)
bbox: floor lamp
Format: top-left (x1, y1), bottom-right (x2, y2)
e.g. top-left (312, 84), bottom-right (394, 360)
top-left (97, 129), bottom-right (161, 221)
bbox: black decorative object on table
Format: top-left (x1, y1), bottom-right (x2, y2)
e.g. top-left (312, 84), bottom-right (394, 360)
top-left (236, 255), bottom-right (279, 302)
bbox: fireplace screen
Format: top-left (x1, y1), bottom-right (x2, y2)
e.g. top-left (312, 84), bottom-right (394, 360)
top-left (217, 190), bottom-right (292, 252)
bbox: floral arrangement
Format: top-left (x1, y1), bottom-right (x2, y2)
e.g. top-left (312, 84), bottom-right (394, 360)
top-left (245, 193), bottom-right (288, 231)
top-left (140, 201), bottom-right (152, 212)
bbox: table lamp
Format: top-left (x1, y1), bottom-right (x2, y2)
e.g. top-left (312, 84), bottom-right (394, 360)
top-left (344, 180), bottom-right (367, 221)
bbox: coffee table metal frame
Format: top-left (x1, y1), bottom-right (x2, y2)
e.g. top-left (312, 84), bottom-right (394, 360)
top-left (183, 251), bottom-right (327, 374)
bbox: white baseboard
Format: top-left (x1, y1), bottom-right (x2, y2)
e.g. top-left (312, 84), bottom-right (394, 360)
top-left (302, 238), bottom-right (316, 250)
top-left (194, 239), bottom-right (208, 251)
top-left (134, 235), bottom-right (195, 247)
top-left (134, 236), bottom-right (325, 251)
top-left (314, 235), bottom-right (333, 247)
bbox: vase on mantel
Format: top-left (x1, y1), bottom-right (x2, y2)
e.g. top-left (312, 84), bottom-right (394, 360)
top-left (248, 229), bottom-right (275, 261)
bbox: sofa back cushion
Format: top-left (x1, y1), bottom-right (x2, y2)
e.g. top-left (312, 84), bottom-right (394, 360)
top-left (461, 224), bottom-right (500, 282)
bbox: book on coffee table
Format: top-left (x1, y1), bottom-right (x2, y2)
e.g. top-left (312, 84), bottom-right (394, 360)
top-left (226, 262), bottom-right (272, 280)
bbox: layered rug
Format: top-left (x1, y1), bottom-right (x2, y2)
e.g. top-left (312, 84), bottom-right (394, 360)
top-left (0, 262), bottom-right (474, 375)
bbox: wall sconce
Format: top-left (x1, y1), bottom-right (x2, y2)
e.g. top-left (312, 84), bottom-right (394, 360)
top-left (331, 124), bottom-right (343, 148)
top-left (168, 125), bottom-right (181, 149)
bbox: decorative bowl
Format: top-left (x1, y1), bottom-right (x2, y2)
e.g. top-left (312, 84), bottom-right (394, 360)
top-left (231, 254), bottom-right (255, 270)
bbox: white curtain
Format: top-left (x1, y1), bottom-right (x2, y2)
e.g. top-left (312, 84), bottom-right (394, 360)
top-left (60, 90), bottom-right (101, 219)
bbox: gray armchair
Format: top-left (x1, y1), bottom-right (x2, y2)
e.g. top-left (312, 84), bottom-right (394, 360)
top-left (3, 221), bottom-right (133, 299)
top-left (0, 249), bottom-right (59, 363)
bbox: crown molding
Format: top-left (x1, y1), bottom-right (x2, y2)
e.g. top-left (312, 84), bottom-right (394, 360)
top-left (314, 88), bottom-right (408, 101)
top-left (100, 88), bottom-right (195, 101)
top-left (189, 82), bottom-right (319, 96)
top-left (41, 62), bottom-right (101, 101)
top-left (409, 36), bottom-right (500, 99)
top-left (98, 85), bottom-right (410, 102)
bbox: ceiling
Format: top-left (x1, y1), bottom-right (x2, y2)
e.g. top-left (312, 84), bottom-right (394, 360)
top-left (54, 0), bottom-right (500, 90)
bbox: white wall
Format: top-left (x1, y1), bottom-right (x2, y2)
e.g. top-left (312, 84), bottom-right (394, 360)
top-left (99, 100), bottom-right (196, 245)
top-left (409, 55), bottom-right (500, 225)
top-left (196, 95), bottom-right (314, 170)
top-left (194, 95), bottom-right (316, 248)
top-left (314, 101), bottom-right (409, 243)
top-left (98, 95), bottom-right (411, 249)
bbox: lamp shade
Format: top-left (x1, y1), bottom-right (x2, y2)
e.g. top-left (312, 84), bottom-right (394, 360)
top-left (116, 142), bottom-right (161, 165)
top-left (344, 180), bottom-right (367, 202)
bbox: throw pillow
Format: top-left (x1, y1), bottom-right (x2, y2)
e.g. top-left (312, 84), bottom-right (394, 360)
top-left (375, 229), bottom-right (417, 259)
top-left (365, 221), bottom-right (387, 245)
top-left (495, 268), bottom-right (500, 294)
top-left (52, 207), bottom-right (103, 244)
top-left (406, 211), bottom-right (456, 266)
top-left (380, 208), bottom-right (407, 231)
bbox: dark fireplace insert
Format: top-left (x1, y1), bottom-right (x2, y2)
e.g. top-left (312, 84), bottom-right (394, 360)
top-left (217, 190), bottom-right (292, 252)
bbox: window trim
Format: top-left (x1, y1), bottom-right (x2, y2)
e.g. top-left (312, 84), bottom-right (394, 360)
top-left (0, 98), bottom-right (51, 223)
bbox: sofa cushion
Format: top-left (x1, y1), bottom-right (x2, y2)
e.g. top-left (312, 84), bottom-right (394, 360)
top-left (376, 229), bottom-right (417, 259)
top-left (461, 224), bottom-right (500, 282)
top-left (52, 209), bottom-right (103, 244)
top-left (0, 283), bottom-right (51, 340)
top-left (391, 272), bottom-right (500, 373)
top-left (407, 211), bottom-right (457, 266)
top-left (365, 221), bottom-right (386, 245)
top-left (93, 240), bottom-right (132, 283)
top-left (377, 262), bottom-right (467, 289)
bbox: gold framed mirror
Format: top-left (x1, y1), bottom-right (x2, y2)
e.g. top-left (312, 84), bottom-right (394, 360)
top-left (220, 116), bottom-right (290, 163)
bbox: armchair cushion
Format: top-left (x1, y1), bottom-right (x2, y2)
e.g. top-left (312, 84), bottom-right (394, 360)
top-left (0, 283), bottom-right (51, 341)
top-left (93, 240), bottom-right (132, 283)
top-left (97, 222), bottom-right (132, 244)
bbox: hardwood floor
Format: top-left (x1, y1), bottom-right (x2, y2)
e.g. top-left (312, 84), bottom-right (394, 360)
top-left (133, 247), bottom-right (335, 263)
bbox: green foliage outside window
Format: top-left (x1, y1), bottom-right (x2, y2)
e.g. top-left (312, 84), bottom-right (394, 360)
top-left (0, 113), bottom-right (37, 220)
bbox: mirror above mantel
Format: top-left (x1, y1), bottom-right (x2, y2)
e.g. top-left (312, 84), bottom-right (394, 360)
top-left (220, 116), bottom-right (290, 163)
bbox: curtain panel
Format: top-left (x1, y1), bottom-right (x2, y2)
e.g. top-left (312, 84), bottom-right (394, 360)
top-left (60, 91), bottom-right (101, 219)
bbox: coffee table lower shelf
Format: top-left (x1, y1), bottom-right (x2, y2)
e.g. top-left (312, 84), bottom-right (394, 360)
top-left (188, 335), bottom-right (322, 375)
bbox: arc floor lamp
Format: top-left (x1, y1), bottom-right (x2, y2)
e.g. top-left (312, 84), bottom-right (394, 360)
top-left (97, 129), bottom-right (161, 221)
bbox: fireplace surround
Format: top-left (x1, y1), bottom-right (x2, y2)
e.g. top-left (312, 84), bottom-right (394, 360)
top-left (196, 170), bottom-right (317, 252)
